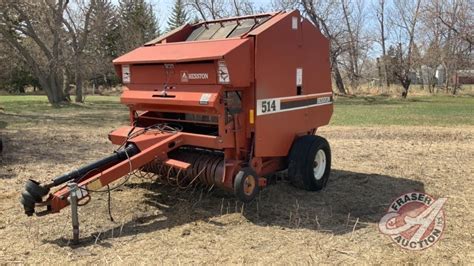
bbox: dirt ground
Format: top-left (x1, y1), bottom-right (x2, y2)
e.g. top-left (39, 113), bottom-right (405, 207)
top-left (0, 112), bottom-right (473, 263)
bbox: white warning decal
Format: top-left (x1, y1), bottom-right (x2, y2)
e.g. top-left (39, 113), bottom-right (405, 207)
top-left (292, 17), bottom-right (298, 30)
top-left (296, 68), bottom-right (303, 86)
top-left (199, 93), bottom-right (212, 105)
top-left (122, 65), bottom-right (130, 83)
top-left (77, 185), bottom-right (89, 200)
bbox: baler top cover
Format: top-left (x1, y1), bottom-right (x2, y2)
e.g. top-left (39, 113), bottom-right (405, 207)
top-left (113, 13), bottom-right (273, 65)
top-left (112, 38), bottom-right (249, 64)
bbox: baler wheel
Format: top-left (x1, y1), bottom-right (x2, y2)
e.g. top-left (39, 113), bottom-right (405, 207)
top-left (234, 167), bottom-right (259, 203)
top-left (288, 135), bottom-right (331, 191)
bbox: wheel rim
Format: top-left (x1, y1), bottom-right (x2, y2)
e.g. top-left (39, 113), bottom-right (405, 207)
top-left (243, 175), bottom-right (256, 196)
top-left (313, 149), bottom-right (327, 181)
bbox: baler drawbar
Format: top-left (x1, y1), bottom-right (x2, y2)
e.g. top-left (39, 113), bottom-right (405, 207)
top-left (21, 10), bottom-right (334, 242)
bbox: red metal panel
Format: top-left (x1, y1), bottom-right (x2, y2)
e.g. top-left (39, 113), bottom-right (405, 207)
top-left (300, 19), bottom-right (332, 94)
top-left (130, 63), bottom-right (217, 85)
top-left (144, 24), bottom-right (194, 45)
top-left (253, 11), bottom-right (333, 157)
top-left (222, 38), bottom-right (253, 87)
top-left (113, 38), bottom-right (249, 64)
top-left (121, 88), bottom-right (219, 108)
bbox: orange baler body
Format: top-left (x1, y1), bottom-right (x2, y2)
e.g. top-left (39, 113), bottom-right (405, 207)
top-left (23, 11), bottom-right (334, 216)
top-left (113, 9), bottom-right (333, 166)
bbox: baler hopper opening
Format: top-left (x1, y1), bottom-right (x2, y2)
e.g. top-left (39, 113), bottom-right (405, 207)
top-left (21, 10), bottom-right (334, 242)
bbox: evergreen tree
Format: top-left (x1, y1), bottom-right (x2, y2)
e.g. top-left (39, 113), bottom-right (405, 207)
top-left (118, 0), bottom-right (159, 54)
top-left (167, 0), bottom-right (189, 31)
top-left (87, 0), bottom-right (120, 85)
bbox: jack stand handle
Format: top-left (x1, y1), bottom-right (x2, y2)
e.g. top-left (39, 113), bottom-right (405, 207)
top-left (68, 182), bottom-right (80, 245)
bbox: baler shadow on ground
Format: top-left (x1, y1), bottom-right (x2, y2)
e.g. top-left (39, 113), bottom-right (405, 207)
top-left (44, 169), bottom-right (424, 248)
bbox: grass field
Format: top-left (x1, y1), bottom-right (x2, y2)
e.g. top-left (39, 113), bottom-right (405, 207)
top-left (333, 95), bottom-right (474, 126)
top-left (1, 94), bottom-right (473, 128)
top-left (0, 94), bottom-right (473, 264)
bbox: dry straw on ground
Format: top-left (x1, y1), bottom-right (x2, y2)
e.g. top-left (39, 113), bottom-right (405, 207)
top-left (1, 119), bottom-right (473, 263)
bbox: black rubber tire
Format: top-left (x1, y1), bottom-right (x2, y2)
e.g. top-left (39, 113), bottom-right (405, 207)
top-left (233, 167), bottom-right (259, 203)
top-left (288, 135), bottom-right (331, 191)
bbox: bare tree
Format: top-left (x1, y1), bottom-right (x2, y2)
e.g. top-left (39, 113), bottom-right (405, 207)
top-left (389, 0), bottom-right (422, 98)
top-left (424, 0), bottom-right (472, 94)
top-left (230, 0), bottom-right (255, 16)
top-left (0, 0), bottom-right (69, 104)
top-left (185, 0), bottom-right (226, 20)
top-left (185, 0), bottom-right (257, 21)
top-left (62, 0), bottom-right (96, 102)
top-left (427, 0), bottom-right (473, 47)
top-left (340, 0), bottom-right (367, 91)
top-left (375, 0), bottom-right (390, 88)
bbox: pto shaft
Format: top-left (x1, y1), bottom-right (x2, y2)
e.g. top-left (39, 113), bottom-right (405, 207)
top-left (51, 144), bottom-right (139, 186)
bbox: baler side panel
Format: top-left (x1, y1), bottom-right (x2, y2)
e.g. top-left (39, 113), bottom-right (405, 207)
top-left (253, 11), bottom-right (333, 157)
top-left (301, 20), bottom-right (332, 95)
top-left (222, 39), bottom-right (253, 88)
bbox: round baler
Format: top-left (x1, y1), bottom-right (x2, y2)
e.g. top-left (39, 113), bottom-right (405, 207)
top-left (21, 10), bottom-right (333, 239)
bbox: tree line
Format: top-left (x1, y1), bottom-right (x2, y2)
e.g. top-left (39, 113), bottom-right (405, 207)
top-left (0, 0), bottom-right (158, 104)
top-left (274, 0), bottom-right (472, 97)
top-left (0, 0), bottom-right (472, 104)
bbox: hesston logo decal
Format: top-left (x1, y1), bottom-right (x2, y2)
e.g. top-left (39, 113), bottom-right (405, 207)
top-left (180, 71), bottom-right (209, 82)
top-left (378, 192), bottom-right (447, 251)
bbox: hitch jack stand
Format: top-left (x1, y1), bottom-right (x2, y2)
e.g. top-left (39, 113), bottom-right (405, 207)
top-left (67, 182), bottom-right (80, 244)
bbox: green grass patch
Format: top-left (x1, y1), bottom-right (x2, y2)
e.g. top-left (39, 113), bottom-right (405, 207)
top-left (331, 95), bottom-right (474, 126)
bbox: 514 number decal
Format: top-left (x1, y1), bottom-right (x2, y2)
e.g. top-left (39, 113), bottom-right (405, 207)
top-left (261, 100), bottom-right (277, 113)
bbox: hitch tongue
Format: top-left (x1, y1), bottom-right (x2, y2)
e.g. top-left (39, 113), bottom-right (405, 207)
top-left (20, 144), bottom-right (139, 216)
